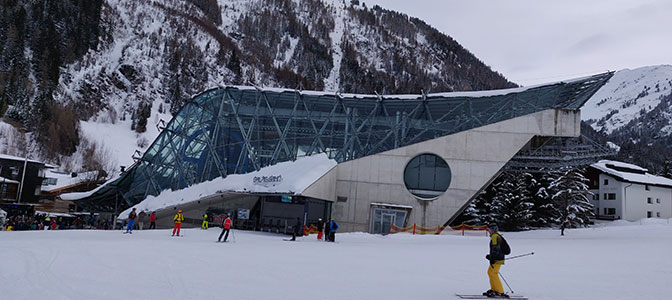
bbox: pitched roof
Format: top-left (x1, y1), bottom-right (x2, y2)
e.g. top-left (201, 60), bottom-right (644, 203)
top-left (590, 160), bottom-right (672, 188)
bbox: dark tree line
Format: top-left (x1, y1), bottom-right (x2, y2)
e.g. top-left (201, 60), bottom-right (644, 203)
top-left (455, 168), bottom-right (594, 231)
top-left (0, 0), bottom-right (103, 158)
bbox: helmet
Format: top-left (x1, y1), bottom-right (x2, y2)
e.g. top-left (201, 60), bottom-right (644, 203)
top-left (488, 223), bottom-right (498, 232)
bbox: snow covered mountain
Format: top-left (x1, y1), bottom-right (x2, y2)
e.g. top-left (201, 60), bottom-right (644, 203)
top-left (582, 65), bottom-right (672, 174)
top-left (582, 65), bottom-right (672, 134)
top-left (0, 0), bottom-right (515, 172)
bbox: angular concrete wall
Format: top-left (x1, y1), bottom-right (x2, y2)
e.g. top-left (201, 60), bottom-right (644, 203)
top-left (329, 109), bottom-right (581, 232)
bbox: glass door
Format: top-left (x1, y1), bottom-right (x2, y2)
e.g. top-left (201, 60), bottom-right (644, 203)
top-left (371, 208), bottom-right (407, 234)
top-left (381, 213), bottom-right (396, 235)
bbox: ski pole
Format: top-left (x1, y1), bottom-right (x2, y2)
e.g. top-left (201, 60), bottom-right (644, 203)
top-left (499, 271), bottom-right (514, 294)
top-left (506, 252), bottom-right (534, 261)
top-left (231, 229), bottom-right (236, 243)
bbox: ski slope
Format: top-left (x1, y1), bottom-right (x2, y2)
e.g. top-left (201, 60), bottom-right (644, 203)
top-left (1, 220), bottom-right (671, 300)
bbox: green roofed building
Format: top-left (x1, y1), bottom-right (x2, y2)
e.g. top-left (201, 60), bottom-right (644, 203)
top-left (64, 72), bottom-right (613, 233)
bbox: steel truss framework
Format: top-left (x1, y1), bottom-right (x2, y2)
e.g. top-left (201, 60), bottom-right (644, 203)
top-left (77, 72), bottom-right (613, 209)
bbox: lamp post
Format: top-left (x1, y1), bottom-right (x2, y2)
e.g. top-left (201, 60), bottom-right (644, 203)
top-left (16, 127), bottom-right (29, 204)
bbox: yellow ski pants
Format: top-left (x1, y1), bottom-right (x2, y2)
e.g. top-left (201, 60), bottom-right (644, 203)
top-left (488, 264), bottom-right (504, 293)
top-left (202, 220), bottom-right (209, 229)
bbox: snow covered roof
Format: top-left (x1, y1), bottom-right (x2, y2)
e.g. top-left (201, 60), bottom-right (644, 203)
top-left (60, 174), bottom-right (121, 201)
top-left (0, 176), bottom-right (19, 184)
top-left (370, 203), bottom-right (413, 209)
top-left (0, 154), bottom-right (43, 164)
top-left (591, 160), bottom-right (672, 188)
top-left (35, 210), bottom-right (75, 218)
top-left (117, 153), bottom-right (337, 219)
top-left (41, 170), bottom-right (99, 192)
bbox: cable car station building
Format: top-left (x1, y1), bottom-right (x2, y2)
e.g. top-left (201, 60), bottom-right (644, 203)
top-left (67, 73), bottom-right (612, 233)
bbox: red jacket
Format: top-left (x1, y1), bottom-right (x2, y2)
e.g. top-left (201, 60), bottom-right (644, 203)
top-left (224, 218), bottom-right (232, 229)
top-left (149, 213), bottom-right (156, 222)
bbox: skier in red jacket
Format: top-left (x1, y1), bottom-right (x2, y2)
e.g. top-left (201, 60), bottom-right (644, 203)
top-left (217, 214), bottom-right (233, 242)
top-left (149, 212), bottom-right (156, 229)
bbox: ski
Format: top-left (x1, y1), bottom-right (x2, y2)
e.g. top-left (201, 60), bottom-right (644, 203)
top-left (283, 239), bottom-right (297, 241)
top-left (456, 294), bottom-right (527, 300)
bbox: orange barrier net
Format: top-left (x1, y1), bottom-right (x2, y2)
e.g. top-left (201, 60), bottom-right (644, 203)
top-left (389, 223), bottom-right (489, 236)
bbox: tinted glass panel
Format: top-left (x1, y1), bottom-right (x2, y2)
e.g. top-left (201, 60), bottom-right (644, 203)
top-left (403, 154), bottom-right (451, 199)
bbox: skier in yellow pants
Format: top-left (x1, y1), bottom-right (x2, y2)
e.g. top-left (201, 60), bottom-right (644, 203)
top-left (484, 223), bottom-right (510, 298)
top-left (201, 213), bottom-right (209, 229)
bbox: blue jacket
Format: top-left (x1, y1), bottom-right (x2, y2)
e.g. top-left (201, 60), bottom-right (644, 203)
top-left (330, 221), bottom-right (339, 232)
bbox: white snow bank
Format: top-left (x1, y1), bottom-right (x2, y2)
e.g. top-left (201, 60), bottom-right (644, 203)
top-left (600, 218), bottom-right (672, 227)
top-left (2, 220), bottom-right (672, 300)
top-left (118, 153), bottom-right (337, 218)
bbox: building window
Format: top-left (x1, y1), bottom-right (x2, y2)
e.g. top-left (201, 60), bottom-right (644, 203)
top-left (604, 208), bottom-right (616, 215)
top-left (657, 212), bottom-right (661, 218)
top-left (604, 179), bottom-right (609, 185)
top-left (42, 178), bottom-right (58, 186)
top-left (403, 153), bottom-right (451, 199)
top-left (647, 211), bottom-right (652, 218)
top-left (645, 185), bottom-right (650, 191)
top-left (10, 167), bottom-right (19, 176)
top-left (647, 197), bottom-right (652, 204)
top-left (607, 193), bottom-right (616, 200)
top-left (656, 198), bottom-right (661, 204)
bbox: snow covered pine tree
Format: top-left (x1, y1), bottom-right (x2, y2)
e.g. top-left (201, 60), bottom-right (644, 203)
top-left (549, 168), bottom-right (594, 227)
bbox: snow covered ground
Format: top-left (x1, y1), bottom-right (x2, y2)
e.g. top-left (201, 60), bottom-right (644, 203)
top-left (1, 219), bottom-right (671, 300)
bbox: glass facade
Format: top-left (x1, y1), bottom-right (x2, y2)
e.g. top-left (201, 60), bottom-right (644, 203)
top-left (77, 72), bottom-right (613, 209)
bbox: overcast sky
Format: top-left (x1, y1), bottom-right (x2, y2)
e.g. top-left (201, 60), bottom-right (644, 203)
top-left (366, 0), bottom-right (672, 86)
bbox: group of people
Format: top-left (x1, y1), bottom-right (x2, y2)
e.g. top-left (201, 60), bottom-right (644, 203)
top-left (162, 209), bottom-right (338, 244)
top-left (169, 209), bottom-right (232, 242)
top-left (123, 208), bottom-right (157, 234)
top-left (1, 212), bottom-right (112, 231)
top-left (315, 217), bottom-right (338, 242)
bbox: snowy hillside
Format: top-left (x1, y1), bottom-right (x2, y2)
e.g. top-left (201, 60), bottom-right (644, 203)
top-left (2, 219), bottom-right (671, 300)
top-left (582, 65), bottom-right (672, 134)
top-left (1, 0), bottom-right (516, 172)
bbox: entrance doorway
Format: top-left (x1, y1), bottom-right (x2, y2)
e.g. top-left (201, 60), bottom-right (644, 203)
top-left (371, 207), bottom-right (408, 234)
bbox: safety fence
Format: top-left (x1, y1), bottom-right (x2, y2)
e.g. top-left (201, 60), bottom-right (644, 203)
top-left (304, 224), bottom-right (319, 235)
top-left (389, 223), bottom-right (490, 236)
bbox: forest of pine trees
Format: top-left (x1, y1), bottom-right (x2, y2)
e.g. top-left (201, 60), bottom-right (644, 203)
top-left (455, 168), bottom-right (595, 231)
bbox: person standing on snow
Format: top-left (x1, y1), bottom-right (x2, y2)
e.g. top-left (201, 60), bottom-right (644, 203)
top-left (290, 217), bottom-right (303, 241)
top-left (218, 214), bottom-right (233, 242)
top-left (172, 210), bottom-right (184, 236)
top-left (329, 219), bottom-right (339, 242)
top-left (316, 218), bottom-right (324, 240)
top-left (125, 208), bottom-right (137, 234)
top-left (138, 211), bottom-right (147, 230)
top-left (483, 223), bottom-right (510, 298)
top-left (201, 212), bottom-right (209, 230)
top-left (149, 212), bottom-right (157, 229)
top-left (560, 218), bottom-right (570, 236)
top-left (324, 219), bottom-right (331, 242)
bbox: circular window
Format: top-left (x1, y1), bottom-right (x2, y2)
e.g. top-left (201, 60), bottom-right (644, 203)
top-left (403, 153), bottom-right (451, 199)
